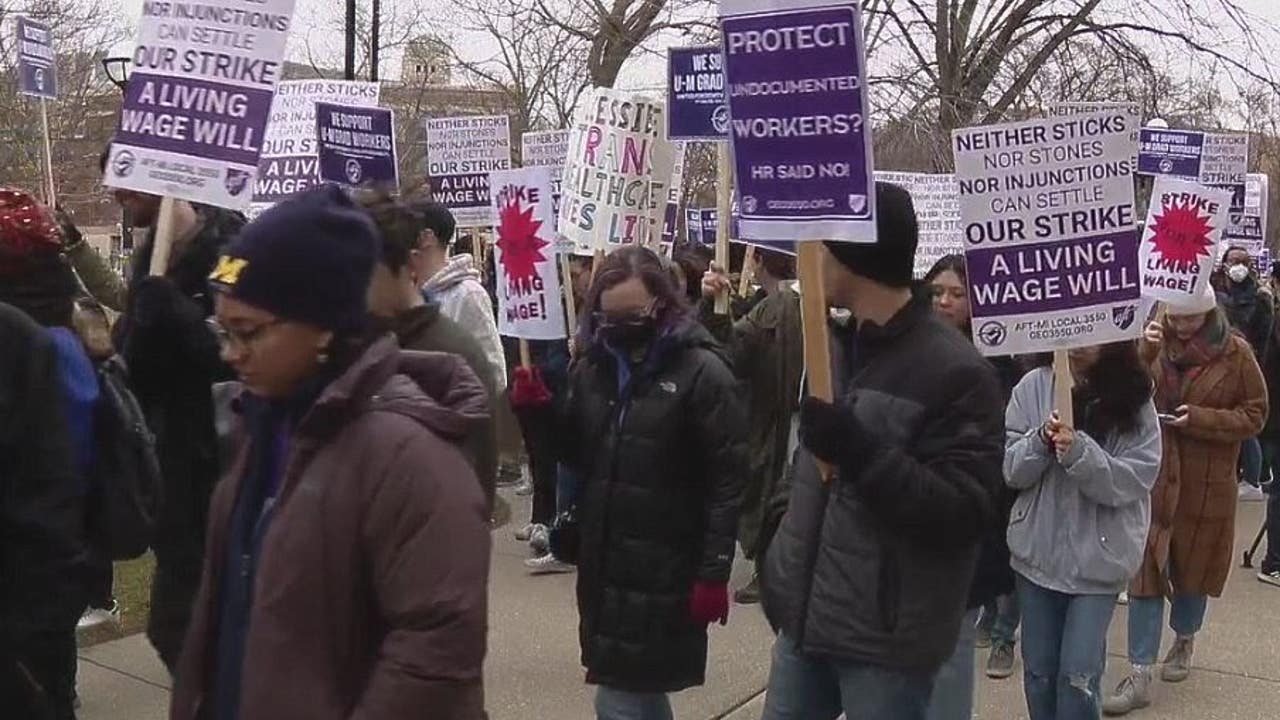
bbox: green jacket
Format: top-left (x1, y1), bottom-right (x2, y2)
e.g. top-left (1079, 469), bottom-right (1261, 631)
top-left (701, 283), bottom-right (803, 556)
top-left (66, 242), bottom-right (128, 312)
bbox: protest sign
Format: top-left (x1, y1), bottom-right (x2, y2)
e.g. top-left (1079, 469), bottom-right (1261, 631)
top-left (315, 102), bottom-right (397, 189)
top-left (720, 0), bottom-right (876, 243)
top-left (522, 129), bottom-right (570, 168)
top-left (953, 110), bottom-right (1142, 356)
top-left (104, 0), bottom-right (296, 210)
top-left (686, 207), bottom-right (703, 244)
top-left (661, 142), bottom-right (687, 245)
top-left (427, 115), bottom-right (512, 227)
top-left (1138, 128), bottom-right (1204, 179)
top-left (874, 171), bottom-right (962, 278)
top-left (667, 46), bottom-right (728, 140)
top-left (16, 16), bottom-right (56, 99)
top-left (701, 208), bottom-right (719, 245)
top-left (1225, 172), bottom-right (1269, 253)
top-left (1138, 178), bottom-right (1232, 305)
top-left (1049, 101), bottom-right (1141, 118)
top-left (253, 80), bottom-right (379, 212)
top-left (559, 87), bottom-right (676, 250)
top-left (491, 166), bottom-right (567, 340)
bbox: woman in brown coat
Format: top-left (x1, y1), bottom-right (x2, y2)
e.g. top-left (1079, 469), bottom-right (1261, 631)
top-left (1105, 288), bottom-right (1267, 716)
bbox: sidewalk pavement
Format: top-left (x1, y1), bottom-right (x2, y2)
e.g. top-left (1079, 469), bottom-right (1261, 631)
top-left (78, 492), bottom-right (1278, 720)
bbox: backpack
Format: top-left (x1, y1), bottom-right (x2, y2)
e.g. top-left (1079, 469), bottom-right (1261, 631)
top-left (87, 355), bottom-right (162, 560)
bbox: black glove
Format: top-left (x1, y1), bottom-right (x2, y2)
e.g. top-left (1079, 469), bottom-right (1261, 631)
top-left (129, 276), bottom-right (202, 331)
top-left (799, 396), bottom-right (878, 473)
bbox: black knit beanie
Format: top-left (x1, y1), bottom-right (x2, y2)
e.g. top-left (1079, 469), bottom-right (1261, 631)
top-left (824, 181), bottom-right (918, 287)
top-left (208, 184), bottom-right (377, 332)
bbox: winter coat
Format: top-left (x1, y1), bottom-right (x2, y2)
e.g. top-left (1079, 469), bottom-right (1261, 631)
top-left (762, 297), bottom-right (1006, 673)
top-left (424, 254), bottom-right (507, 393)
top-left (1132, 328), bottom-right (1267, 598)
top-left (1004, 368), bottom-right (1162, 596)
top-left (1220, 278), bottom-right (1273, 362)
top-left (170, 336), bottom-right (491, 720)
top-left (0, 304), bottom-right (85, 710)
top-left (968, 353), bottom-right (1024, 609)
top-left (393, 302), bottom-right (498, 508)
top-left (563, 321), bottom-right (747, 693)
top-left (702, 283), bottom-right (803, 558)
top-left (115, 205), bottom-right (244, 667)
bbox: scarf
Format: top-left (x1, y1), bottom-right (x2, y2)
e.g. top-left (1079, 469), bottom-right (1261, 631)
top-left (1158, 310), bottom-right (1229, 413)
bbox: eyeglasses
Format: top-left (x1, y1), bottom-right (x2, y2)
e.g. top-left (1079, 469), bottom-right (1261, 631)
top-left (592, 300), bottom-right (658, 329)
top-left (207, 317), bottom-right (283, 352)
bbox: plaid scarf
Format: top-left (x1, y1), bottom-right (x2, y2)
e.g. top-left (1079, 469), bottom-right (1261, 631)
top-left (1158, 310), bottom-right (1229, 413)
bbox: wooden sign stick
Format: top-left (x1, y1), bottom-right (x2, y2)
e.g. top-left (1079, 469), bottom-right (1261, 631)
top-left (519, 339), bottom-right (532, 369)
top-left (559, 253), bottom-right (578, 329)
top-left (738, 245), bottom-right (757, 297)
top-left (39, 99), bottom-right (57, 207)
top-left (148, 196), bottom-right (179, 277)
top-left (714, 143), bottom-right (732, 315)
top-left (797, 243), bottom-right (834, 480)
top-left (1052, 348), bottom-right (1075, 427)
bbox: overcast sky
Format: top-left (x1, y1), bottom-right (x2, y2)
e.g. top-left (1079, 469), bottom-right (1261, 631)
top-left (105, 0), bottom-right (1280, 106)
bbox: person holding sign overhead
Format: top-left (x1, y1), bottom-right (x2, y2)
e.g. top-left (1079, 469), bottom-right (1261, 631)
top-left (561, 246), bottom-right (746, 720)
top-left (1004, 342), bottom-right (1160, 720)
top-left (1104, 287), bottom-right (1266, 716)
top-left (759, 184), bottom-right (1006, 720)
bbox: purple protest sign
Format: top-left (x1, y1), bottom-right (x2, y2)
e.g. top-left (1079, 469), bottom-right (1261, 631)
top-left (104, 0), bottom-right (296, 210)
top-left (667, 46), bottom-right (728, 141)
top-left (701, 208), bottom-right (719, 245)
top-left (315, 102), bottom-right (397, 190)
top-left (719, 0), bottom-right (876, 243)
top-left (1138, 128), bottom-right (1204, 179)
top-left (953, 110), bottom-right (1141, 355)
top-left (686, 208), bottom-right (703, 244)
top-left (16, 17), bottom-right (57, 99)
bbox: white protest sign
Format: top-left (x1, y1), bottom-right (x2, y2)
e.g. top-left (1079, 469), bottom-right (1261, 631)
top-left (874, 171), bottom-right (961, 278)
top-left (104, 0), bottom-right (296, 210)
top-left (252, 80), bottom-right (380, 214)
top-left (1199, 132), bottom-right (1248, 186)
top-left (1049, 101), bottom-right (1142, 118)
top-left (491, 166), bottom-right (567, 340)
top-left (521, 130), bottom-right (570, 169)
top-left (427, 115), bottom-right (513, 227)
top-left (1139, 177), bottom-right (1232, 305)
top-left (559, 87), bottom-right (676, 251)
top-left (953, 110), bottom-right (1142, 356)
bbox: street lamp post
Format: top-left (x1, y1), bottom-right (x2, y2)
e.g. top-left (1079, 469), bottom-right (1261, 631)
top-left (100, 54), bottom-right (133, 257)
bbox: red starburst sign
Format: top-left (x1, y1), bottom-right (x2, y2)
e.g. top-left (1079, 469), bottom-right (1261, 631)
top-left (1148, 197), bottom-right (1215, 264)
top-left (496, 194), bottom-right (550, 296)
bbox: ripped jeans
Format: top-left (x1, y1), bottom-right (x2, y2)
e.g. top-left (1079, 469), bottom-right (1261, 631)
top-left (1016, 574), bottom-right (1118, 720)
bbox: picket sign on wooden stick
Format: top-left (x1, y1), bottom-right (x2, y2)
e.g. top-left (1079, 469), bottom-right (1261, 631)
top-left (39, 100), bottom-right (56, 206)
top-left (738, 245), bottom-right (757, 297)
top-left (797, 243), bottom-right (834, 481)
top-left (148, 196), bottom-right (180, 277)
top-left (714, 144), bottom-right (732, 315)
top-left (519, 339), bottom-right (532, 369)
top-left (1052, 349), bottom-right (1075, 427)
top-left (559, 254), bottom-right (578, 328)
top-left (590, 248), bottom-right (606, 286)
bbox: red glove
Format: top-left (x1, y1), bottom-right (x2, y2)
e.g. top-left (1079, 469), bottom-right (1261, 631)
top-left (509, 366), bottom-right (552, 408)
top-left (690, 581), bottom-right (729, 626)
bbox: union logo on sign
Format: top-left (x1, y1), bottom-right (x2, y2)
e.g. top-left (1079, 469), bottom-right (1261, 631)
top-left (224, 168), bottom-right (251, 197)
top-left (848, 194), bottom-right (867, 213)
top-left (345, 159), bottom-right (363, 184)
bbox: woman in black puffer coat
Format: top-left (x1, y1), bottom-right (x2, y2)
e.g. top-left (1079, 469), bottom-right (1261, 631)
top-left (561, 246), bottom-right (747, 720)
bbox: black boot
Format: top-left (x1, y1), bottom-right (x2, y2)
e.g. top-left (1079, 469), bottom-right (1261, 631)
top-left (734, 575), bottom-right (761, 605)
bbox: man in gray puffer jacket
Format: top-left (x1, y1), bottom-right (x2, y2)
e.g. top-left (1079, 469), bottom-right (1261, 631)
top-left (760, 183), bottom-right (1006, 720)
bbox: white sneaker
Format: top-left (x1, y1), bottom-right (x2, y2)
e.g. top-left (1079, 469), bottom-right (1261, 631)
top-left (513, 523), bottom-right (538, 542)
top-left (529, 524), bottom-right (550, 554)
top-left (77, 601), bottom-right (121, 631)
top-left (1257, 569), bottom-right (1280, 587)
top-left (526, 553), bottom-right (575, 575)
top-left (1118, 591), bottom-right (1129, 605)
top-left (1239, 483), bottom-right (1267, 502)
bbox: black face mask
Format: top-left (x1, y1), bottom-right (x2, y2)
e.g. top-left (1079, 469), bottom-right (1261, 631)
top-left (597, 316), bottom-right (659, 352)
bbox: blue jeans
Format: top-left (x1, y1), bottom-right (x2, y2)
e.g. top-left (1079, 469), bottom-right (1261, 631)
top-left (761, 632), bottom-right (935, 720)
top-left (1127, 595), bottom-right (1207, 665)
top-left (1016, 575), bottom-right (1117, 720)
top-left (594, 686), bottom-right (672, 720)
top-left (980, 592), bottom-right (1021, 646)
top-left (926, 608), bottom-right (979, 720)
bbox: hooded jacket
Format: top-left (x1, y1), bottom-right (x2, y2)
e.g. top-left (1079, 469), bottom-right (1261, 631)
top-left (423, 254), bottom-right (507, 394)
top-left (1004, 368), bottom-right (1162, 596)
top-left (393, 302), bottom-right (499, 508)
top-left (170, 336), bottom-right (491, 720)
top-left (564, 321), bottom-right (747, 693)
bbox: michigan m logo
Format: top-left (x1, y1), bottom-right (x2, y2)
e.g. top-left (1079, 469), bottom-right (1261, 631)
top-left (209, 256), bottom-right (248, 286)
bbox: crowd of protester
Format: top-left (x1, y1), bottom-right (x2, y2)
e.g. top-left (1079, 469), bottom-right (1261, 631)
top-left (3, 166), bottom-right (1280, 720)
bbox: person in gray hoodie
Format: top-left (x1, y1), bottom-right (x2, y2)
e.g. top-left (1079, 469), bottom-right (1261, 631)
top-left (1004, 342), bottom-right (1161, 720)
